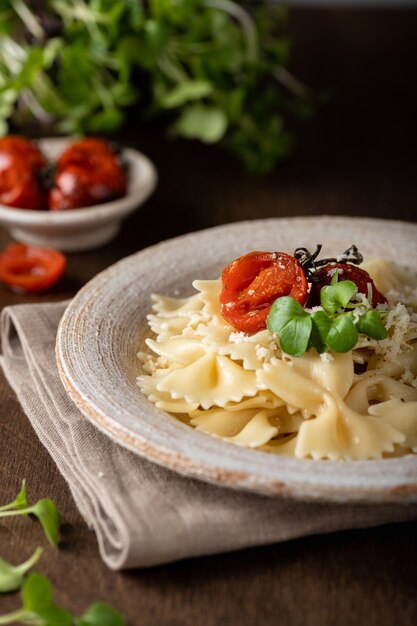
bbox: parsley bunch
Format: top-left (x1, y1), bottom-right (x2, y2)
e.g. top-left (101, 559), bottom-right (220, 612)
top-left (267, 272), bottom-right (388, 357)
top-left (0, 0), bottom-right (309, 172)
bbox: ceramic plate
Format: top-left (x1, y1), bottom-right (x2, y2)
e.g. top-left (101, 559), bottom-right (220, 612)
top-left (56, 216), bottom-right (417, 503)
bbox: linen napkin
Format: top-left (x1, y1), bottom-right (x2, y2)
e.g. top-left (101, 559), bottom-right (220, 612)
top-left (1, 301), bottom-right (417, 570)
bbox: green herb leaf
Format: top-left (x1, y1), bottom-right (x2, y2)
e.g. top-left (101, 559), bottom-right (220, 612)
top-left (22, 573), bottom-right (54, 611)
top-left (19, 574), bottom-right (73, 626)
top-left (309, 310), bottom-right (332, 353)
top-left (326, 314), bottom-right (359, 353)
top-left (35, 605), bottom-right (74, 626)
top-left (26, 500), bottom-right (61, 548)
top-left (0, 548), bottom-right (43, 593)
top-left (0, 487), bottom-right (60, 547)
top-left (356, 310), bottom-right (388, 340)
top-left (0, 482), bottom-right (27, 513)
top-left (76, 603), bottom-right (125, 626)
top-left (267, 297), bottom-right (312, 356)
top-left (320, 280), bottom-right (357, 315)
top-left (174, 104), bottom-right (228, 143)
top-left (160, 80), bottom-right (213, 109)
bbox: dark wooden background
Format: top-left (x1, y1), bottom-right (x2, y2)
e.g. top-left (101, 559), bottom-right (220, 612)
top-left (1, 8), bottom-right (417, 625)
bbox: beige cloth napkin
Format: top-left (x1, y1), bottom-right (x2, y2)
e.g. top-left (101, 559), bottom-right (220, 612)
top-left (1, 301), bottom-right (417, 570)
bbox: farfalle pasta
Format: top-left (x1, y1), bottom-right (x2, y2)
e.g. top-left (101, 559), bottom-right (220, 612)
top-left (137, 258), bottom-right (417, 461)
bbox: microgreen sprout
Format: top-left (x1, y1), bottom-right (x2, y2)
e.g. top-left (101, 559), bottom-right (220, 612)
top-left (0, 0), bottom-right (309, 173)
top-left (267, 272), bottom-right (387, 357)
top-left (0, 549), bottom-right (43, 594)
top-left (0, 573), bottom-right (72, 625)
top-left (0, 482), bottom-right (60, 547)
top-left (0, 573), bottom-right (126, 625)
top-left (0, 483), bottom-right (125, 625)
top-left (75, 603), bottom-right (126, 626)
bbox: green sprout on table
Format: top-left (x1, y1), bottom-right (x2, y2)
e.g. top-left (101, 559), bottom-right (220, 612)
top-left (0, 549), bottom-right (43, 594)
top-left (0, 481), bottom-right (60, 547)
top-left (0, 572), bottom-right (124, 626)
top-left (0, 483), bottom-right (125, 625)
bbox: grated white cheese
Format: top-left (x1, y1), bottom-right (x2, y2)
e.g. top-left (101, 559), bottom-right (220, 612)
top-left (327, 267), bottom-right (343, 277)
top-left (353, 292), bottom-right (371, 308)
top-left (255, 345), bottom-right (271, 362)
top-left (230, 331), bottom-right (249, 344)
top-left (375, 303), bottom-right (412, 362)
top-left (320, 352), bottom-right (334, 363)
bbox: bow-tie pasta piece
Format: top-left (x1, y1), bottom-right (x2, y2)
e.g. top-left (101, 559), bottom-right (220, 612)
top-left (193, 280), bottom-right (223, 320)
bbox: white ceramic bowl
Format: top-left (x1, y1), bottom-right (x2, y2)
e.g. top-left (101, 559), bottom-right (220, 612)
top-left (0, 137), bottom-right (157, 252)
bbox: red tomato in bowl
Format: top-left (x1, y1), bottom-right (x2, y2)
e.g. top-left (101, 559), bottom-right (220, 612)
top-left (220, 251), bottom-right (309, 333)
top-left (0, 243), bottom-right (66, 293)
top-left (0, 136), bottom-right (46, 210)
top-left (49, 138), bottom-right (126, 211)
top-left (0, 136), bottom-right (45, 169)
top-left (56, 138), bottom-right (117, 169)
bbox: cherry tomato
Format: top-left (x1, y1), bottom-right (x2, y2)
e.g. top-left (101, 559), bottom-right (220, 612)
top-left (0, 136), bottom-right (45, 169)
top-left (56, 138), bottom-right (116, 169)
top-left (49, 138), bottom-right (126, 211)
top-left (0, 244), bottom-right (66, 293)
top-left (308, 263), bottom-right (387, 308)
top-left (0, 137), bottom-right (46, 210)
top-left (220, 251), bottom-right (309, 333)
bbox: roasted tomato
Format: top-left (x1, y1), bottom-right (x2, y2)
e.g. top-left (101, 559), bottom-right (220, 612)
top-left (220, 251), bottom-right (309, 333)
top-left (0, 243), bottom-right (66, 293)
top-left (0, 136), bottom-right (45, 169)
top-left (308, 263), bottom-right (387, 308)
top-left (49, 138), bottom-right (126, 210)
top-left (0, 136), bottom-right (46, 209)
top-left (56, 137), bottom-right (117, 169)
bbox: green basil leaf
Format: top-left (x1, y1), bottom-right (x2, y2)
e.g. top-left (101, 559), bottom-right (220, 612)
top-left (326, 314), bottom-right (358, 353)
top-left (320, 280), bottom-right (357, 314)
top-left (356, 310), bottom-right (388, 340)
top-left (77, 603), bottom-right (125, 626)
top-left (309, 310), bottom-right (332, 353)
top-left (0, 548), bottom-right (43, 593)
top-left (267, 297), bottom-right (312, 356)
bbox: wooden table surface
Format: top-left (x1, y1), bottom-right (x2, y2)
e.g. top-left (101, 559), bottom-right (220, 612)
top-left (1, 7), bottom-right (417, 625)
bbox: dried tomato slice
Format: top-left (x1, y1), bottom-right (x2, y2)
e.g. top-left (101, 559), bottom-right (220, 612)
top-left (0, 244), bottom-right (66, 293)
top-left (220, 251), bottom-right (309, 333)
top-left (308, 263), bottom-right (387, 308)
top-left (0, 137), bottom-right (46, 210)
